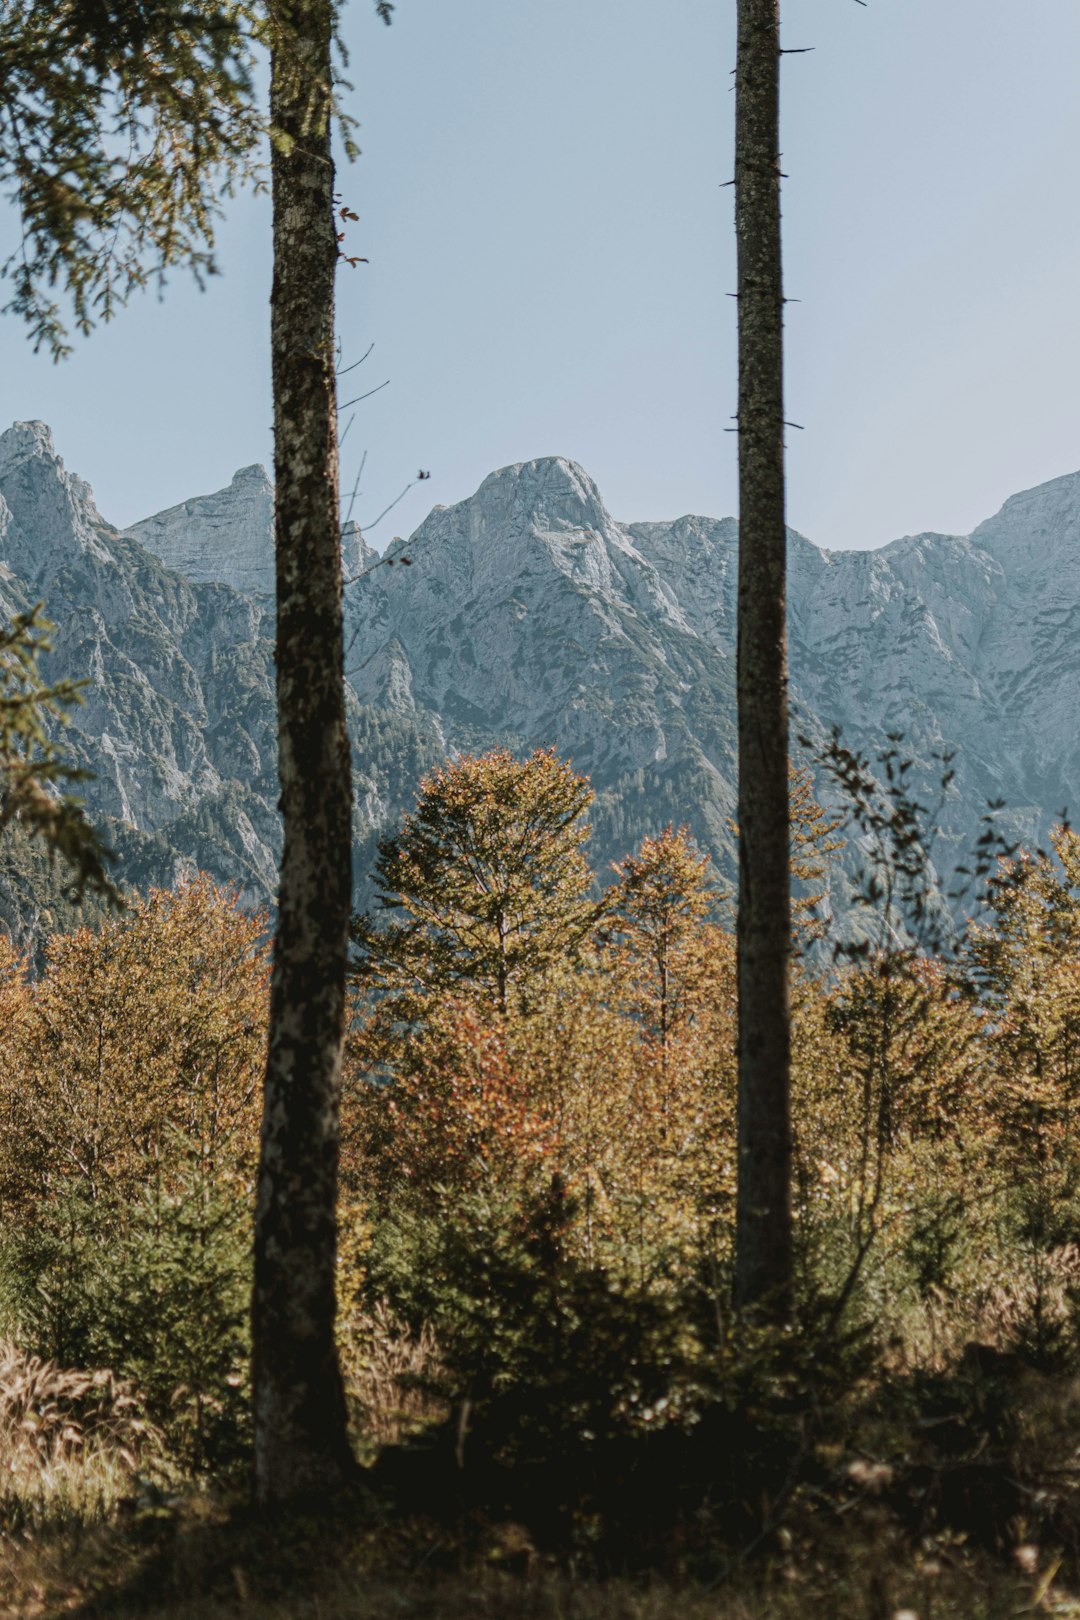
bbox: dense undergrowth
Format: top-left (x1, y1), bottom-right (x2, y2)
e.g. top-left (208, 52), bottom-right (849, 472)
top-left (6, 750), bottom-right (1080, 1613)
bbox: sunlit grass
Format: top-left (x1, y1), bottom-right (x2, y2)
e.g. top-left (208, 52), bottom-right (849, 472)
top-left (0, 1342), bottom-right (162, 1532)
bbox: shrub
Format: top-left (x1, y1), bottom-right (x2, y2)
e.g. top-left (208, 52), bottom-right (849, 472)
top-left (0, 1168), bottom-right (251, 1474)
top-left (0, 877), bottom-right (266, 1474)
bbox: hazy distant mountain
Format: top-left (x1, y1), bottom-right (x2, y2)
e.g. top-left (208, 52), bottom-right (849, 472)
top-left (2, 417), bottom-right (1076, 940)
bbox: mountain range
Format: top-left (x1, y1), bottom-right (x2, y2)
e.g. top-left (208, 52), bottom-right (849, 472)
top-left (1, 417), bottom-right (1076, 939)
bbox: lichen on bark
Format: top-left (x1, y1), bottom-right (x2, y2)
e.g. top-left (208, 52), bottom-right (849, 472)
top-left (251, 0), bottom-right (355, 1503)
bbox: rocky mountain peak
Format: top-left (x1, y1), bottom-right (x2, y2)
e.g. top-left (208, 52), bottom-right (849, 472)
top-left (342, 519), bottom-right (379, 580)
top-left (388, 454), bottom-right (653, 620)
top-left (0, 418), bottom-right (57, 471)
top-left (970, 469), bottom-right (1080, 578)
top-left (126, 463), bottom-right (276, 597)
top-left (230, 464), bottom-right (270, 489)
top-left (128, 462), bottom-right (379, 596)
top-left (474, 456), bottom-right (611, 534)
top-left (0, 419), bottom-right (110, 582)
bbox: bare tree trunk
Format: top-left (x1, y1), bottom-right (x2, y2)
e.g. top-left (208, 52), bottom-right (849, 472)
top-left (252, 0), bottom-right (355, 1502)
top-left (732, 0), bottom-right (793, 1318)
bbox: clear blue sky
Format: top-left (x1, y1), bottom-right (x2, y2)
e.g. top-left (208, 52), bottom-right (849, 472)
top-left (3, 0), bottom-right (1079, 551)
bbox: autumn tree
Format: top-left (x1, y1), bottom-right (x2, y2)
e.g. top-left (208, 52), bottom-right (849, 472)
top-left (353, 747), bottom-right (601, 1015)
top-left (604, 827), bottom-right (738, 1288)
top-left (790, 764), bottom-right (843, 949)
top-left (0, 879), bottom-right (268, 1466)
top-left (732, 0), bottom-right (794, 1317)
top-left (348, 805), bottom-right (740, 1306)
top-left (609, 826), bottom-right (719, 1048)
top-left (0, 877), bottom-right (267, 1212)
top-left (966, 831), bottom-right (1080, 1330)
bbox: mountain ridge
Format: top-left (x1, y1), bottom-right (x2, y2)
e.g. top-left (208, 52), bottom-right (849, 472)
top-left (3, 420), bottom-right (1077, 941)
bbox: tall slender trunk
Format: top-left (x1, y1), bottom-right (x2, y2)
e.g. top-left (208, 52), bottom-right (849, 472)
top-left (251, 0), bottom-right (355, 1503)
top-left (732, 0), bottom-right (793, 1318)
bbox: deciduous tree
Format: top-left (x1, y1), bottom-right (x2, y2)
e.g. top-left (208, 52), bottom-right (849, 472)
top-left (609, 826), bottom-right (717, 1049)
top-left (353, 748), bottom-right (601, 1015)
top-left (0, 877), bottom-right (267, 1212)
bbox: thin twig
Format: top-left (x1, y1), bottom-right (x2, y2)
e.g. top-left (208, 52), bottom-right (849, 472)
top-left (340, 379), bottom-right (389, 410)
top-left (342, 450), bottom-right (368, 525)
top-left (362, 483), bottom-right (414, 533)
top-left (337, 341), bottom-right (374, 377)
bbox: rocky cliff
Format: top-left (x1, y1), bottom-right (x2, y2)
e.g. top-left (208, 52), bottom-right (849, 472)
top-left (0, 422), bottom-right (429, 941)
top-left (3, 418), bottom-right (1076, 938)
top-left (339, 453), bottom-right (1080, 892)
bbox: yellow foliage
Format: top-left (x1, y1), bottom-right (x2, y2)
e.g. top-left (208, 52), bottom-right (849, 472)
top-left (0, 877), bottom-right (269, 1215)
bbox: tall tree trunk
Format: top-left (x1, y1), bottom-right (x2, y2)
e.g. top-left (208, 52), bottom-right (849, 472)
top-left (252, 0), bottom-right (355, 1502)
top-left (732, 0), bottom-right (793, 1318)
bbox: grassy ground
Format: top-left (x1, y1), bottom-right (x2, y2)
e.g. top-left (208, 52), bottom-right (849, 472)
top-left (4, 1340), bottom-right (1080, 1619)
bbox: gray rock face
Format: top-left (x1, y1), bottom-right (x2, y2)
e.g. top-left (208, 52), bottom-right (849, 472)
top-left (125, 463), bottom-right (276, 596)
top-left (126, 469), bottom-right (379, 597)
top-left (0, 421), bottom-right (113, 587)
top-left (0, 423), bottom-right (282, 913)
top-left (4, 420), bottom-right (1080, 934)
top-left (343, 458), bottom-right (740, 871)
top-left (342, 453), bottom-right (1080, 889)
top-left (0, 422), bottom-right (437, 936)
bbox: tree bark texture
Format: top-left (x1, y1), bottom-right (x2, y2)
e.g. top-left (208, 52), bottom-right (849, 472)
top-left (252, 0), bottom-right (355, 1503)
top-left (732, 0), bottom-right (794, 1318)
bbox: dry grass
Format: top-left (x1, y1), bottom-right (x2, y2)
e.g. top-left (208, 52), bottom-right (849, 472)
top-left (893, 1242), bottom-right (1080, 1376)
top-left (0, 1327), bottom-right (1078, 1618)
top-left (0, 1343), bottom-right (161, 1529)
top-left (342, 1303), bottom-right (447, 1455)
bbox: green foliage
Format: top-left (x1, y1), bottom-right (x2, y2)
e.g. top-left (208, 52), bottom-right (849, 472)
top-left (0, 0), bottom-right (264, 355)
top-left (364, 1175), bottom-right (704, 1501)
top-left (0, 1169), bottom-right (251, 1475)
top-left (0, 606), bottom-right (118, 903)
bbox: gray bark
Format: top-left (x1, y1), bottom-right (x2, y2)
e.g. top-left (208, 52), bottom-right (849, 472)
top-left (732, 0), bottom-right (794, 1318)
top-left (251, 0), bottom-right (355, 1502)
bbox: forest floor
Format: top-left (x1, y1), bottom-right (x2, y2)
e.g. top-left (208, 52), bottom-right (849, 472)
top-left (1, 1489), bottom-right (1077, 1620)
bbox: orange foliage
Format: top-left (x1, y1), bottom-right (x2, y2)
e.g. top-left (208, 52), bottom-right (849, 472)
top-left (347, 823), bottom-right (741, 1290)
top-left (356, 1002), bottom-right (559, 1200)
